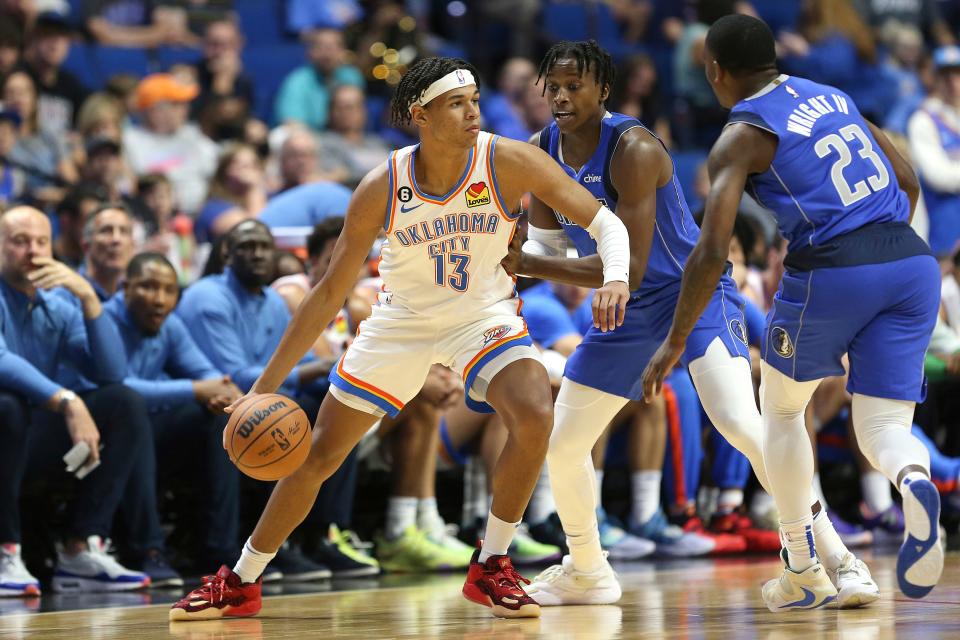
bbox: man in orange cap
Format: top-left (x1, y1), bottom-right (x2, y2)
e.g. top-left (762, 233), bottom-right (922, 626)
top-left (123, 73), bottom-right (218, 215)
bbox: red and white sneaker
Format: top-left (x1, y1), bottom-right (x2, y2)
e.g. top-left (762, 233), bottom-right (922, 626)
top-left (462, 549), bottom-right (540, 618)
top-left (169, 566), bottom-right (261, 621)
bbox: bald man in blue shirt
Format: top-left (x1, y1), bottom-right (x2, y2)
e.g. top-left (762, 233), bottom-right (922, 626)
top-left (0, 206), bottom-right (151, 595)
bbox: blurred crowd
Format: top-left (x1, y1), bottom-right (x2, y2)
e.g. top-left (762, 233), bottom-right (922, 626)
top-left (1, 0), bottom-right (960, 597)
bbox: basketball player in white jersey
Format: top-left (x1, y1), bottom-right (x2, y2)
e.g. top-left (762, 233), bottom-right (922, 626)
top-left (170, 56), bottom-right (631, 621)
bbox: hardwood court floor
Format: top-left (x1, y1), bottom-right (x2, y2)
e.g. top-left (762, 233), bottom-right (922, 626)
top-left (3, 551), bottom-right (959, 639)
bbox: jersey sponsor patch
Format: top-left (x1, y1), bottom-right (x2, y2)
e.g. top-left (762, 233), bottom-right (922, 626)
top-left (771, 326), bottom-right (795, 358)
top-left (482, 324), bottom-right (512, 346)
top-left (466, 181), bottom-right (491, 207)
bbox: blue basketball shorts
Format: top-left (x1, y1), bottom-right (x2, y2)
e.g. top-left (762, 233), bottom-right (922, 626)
top-left (564, 275), bottom-right (751, 400)
top-left (762, 254), bottom-right (940, 402)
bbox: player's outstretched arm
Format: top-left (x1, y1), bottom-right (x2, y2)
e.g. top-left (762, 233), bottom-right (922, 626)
top-left (865, 120), bottom-right (920, 223)
top-left (641, 123), bottom-right (775, 400)
top-left (226, 166), bottom-right (388, 411)
top-left (496, 138), bottom-right (631, 331)
top-left (515, 129), bottom-right (663, 292)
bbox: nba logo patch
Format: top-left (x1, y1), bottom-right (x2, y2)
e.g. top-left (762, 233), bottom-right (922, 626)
top-left (482, 324), bottom-right (511, 346)
top-left (466, 181), bottom-right (491, 207)
top-left (456, 69), bottom-right (465, 84)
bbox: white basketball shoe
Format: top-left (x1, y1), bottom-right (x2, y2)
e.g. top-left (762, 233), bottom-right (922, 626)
top-left (762, 549), bottom-right (838, 612)
top-left (825, 552), bottom-right (880, 608)
top-left (898, 477), bottom-right (944, 599)
top-left (526, 554), bottom-right (621, 606)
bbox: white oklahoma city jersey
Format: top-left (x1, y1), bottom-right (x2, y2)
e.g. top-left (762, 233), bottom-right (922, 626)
top-left (379, 131), bottom-right (519, 316)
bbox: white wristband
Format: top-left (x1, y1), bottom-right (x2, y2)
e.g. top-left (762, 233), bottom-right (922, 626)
top-left (522, 225), bottom-right (568, 257)
top-left (586, 205), bottom-right (630, 284)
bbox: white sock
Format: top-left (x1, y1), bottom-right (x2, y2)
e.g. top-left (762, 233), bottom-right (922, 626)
top-left (386, 496), bottom-right (418, 540)
top-left (479, 512), bottom-right (519, 562)
top-left (781, 515), bottom-right (816, 572)
top-left (812, 472), bottom-right (829, 510)
top-left (812, 509), bottom-right (848, 571)
top-left (567, 524), bottom-right (605, 574)
top-left (526, 468), bottom-right (556, 525)
top-left (899, 470), bottom-right (930, 494)
top-left (717, 488), bottom-right (744, 515)
top-left (233, 538), bottom-right (277, 584)
top-left (595, 469), bottom-right (604, 506)
top-left (861, 470), bottom-right (894, 514)
top-left (417, 497), bottom-right (443, 536)
top-left (632, 470), bottom-right (661, 524)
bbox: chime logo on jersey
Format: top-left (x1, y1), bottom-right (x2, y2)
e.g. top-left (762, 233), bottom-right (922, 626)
top-left (465, 181), bottom-right (491, 207)
top-left (482, 324), bottom-right (511, 346)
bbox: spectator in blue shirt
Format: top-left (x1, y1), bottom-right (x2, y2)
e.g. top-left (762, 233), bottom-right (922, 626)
top-left (258, 181), bottom-right (352, 229)
top-left (0, 206), bottom-right (151, 594)
top-left (106, 252), bottom-right (243, 569)
top-left (79, 203), bottom-right (136, 302)
top-left (179, 219), bottom-right (365, 577)
top-left (274, 28), bottom-right (365, 132)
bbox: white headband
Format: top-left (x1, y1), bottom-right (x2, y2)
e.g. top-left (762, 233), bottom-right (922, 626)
top-left (409, 69), bottom-right (476, 112)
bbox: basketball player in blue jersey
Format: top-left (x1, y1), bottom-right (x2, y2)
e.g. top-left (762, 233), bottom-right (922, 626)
top-left (510, 40), bottom-right (876, 609)
top-left (642, 14), bottom-right (944, 609)
top-left (170, 56), bottom-right (631, 622)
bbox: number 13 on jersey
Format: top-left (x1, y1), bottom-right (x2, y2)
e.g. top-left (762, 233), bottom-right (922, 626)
top-left (433, 252), bottom-right (471, 291)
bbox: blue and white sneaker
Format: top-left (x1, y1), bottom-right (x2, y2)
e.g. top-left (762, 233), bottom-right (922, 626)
top-left (597, 509), bottom-right (655, 560)
top-left (897, 477), bottom-right (944, 599)
top-left (627, 509), bottom-right (714, 557)
top-left (762, 549), bottom-right (838, 612)
top-left (52, 536), bottom-right (150, 592)
top-left (0, 544), bottom-right (40, 596)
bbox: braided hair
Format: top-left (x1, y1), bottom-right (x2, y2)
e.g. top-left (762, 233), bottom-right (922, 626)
top-left (536, 39), bottom-right (616, 97)
top-left (390, 56), bottom-right (482, 126)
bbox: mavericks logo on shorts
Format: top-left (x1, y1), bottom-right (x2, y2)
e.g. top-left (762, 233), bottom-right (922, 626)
top-left (729, 318), bottom-right (748, 345)
top-left (770, 326), bottom-right (795, 358)
top-left (482, 324), bottom-right (512, 346)
top-left (466, 181), bottom-right (491, 207)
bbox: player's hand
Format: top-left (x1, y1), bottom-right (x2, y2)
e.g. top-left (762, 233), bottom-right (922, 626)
top-left (500, 229), bottom-right (524, 276)
top-left (419, 365), bottom-right (463, 409)
top-left (592, 280), bottom-right (629, 332)
top-left (641, 338), bottom-right (685, 402)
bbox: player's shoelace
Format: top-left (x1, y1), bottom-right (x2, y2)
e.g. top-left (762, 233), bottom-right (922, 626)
top-left (495, 562), bottom-right (530, 590)
top-left (532, 564), bottom-right (566, 584)
top-left (189, 574), bottom-right (230, 605)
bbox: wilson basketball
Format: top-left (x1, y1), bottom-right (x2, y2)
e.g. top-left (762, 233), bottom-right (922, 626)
top-left (226, 394), bottom-right (311, 481)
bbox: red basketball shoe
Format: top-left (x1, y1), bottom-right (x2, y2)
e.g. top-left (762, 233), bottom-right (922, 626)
top-left (709, 512), bottom-right (782, 554)
top-left (679, 514), bottom-right (748, 554)
top-left (462, 549), bottom-right (540, 618)
top-left (169, 566), bottom-right (261, 621)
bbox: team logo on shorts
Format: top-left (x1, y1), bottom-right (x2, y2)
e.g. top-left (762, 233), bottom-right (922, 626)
top-left (729, 318), bottom-right (748, 345)
top-left (466, 181), bottom-right (491, 207)
top-left (482, 324), bottom-right (512, 346)
top-left (770, 326), bottom-right (795, 358)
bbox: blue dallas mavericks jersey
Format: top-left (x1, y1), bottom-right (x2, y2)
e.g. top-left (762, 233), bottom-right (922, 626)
top-left (538, 112), bottom-right (698, 297)
top-left (728, 74), bottom-right (908, 255)
top-left (537, 111), bottom-right (750, 400)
